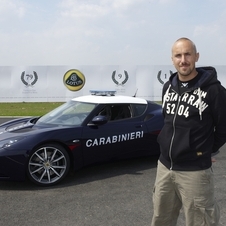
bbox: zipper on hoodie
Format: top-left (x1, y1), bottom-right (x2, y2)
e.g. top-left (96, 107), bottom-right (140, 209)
top-left (168, 88), bottom-right (196, 169)
top-left (169, 95), bottom-right (181, 170)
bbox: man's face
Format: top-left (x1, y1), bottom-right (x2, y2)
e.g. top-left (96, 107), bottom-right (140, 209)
top-left (171, 40), bottom-right (199, 80)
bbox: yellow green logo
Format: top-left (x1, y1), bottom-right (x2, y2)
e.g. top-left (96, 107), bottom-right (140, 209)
top-left (63, 69), bottom-right (85, 91)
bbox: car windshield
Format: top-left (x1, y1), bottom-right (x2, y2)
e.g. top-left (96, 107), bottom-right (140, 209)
top-left (36, 100), bottom-right (96, 126)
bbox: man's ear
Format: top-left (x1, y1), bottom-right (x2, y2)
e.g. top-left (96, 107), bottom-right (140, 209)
top-left (196, 52), bottom-right (200, 62)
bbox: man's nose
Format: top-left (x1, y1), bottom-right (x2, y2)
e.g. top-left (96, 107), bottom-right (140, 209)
top-left (181, 55), bottom-right (186, 62)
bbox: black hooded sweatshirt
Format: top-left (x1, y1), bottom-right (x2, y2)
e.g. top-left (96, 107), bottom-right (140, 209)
top-left (158, 66), bottom-right (226, 171)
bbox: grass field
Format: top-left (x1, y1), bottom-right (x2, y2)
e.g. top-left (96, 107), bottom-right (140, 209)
top-left (0, 101), bottom-right (162, 117)
top-left (0, 102), bottom-right (64, 116)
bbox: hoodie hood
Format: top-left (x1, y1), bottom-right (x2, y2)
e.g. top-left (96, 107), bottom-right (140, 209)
top-left (162, 67), bottom-right (220, 121)
top-left (169, 66), bottom-right (220, 90)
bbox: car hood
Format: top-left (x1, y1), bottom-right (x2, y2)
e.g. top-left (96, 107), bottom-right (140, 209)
top-left (0, 117), bottom-right (36, 133)
top-left (0, 117), bottom-right (79, 138)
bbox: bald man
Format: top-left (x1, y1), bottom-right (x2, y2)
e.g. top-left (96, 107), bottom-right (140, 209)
top-left (151, 38), bottom-right (226, 226)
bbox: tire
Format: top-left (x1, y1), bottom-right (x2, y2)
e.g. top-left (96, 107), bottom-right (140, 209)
top-left (27, 143), bottom-right (70, 186)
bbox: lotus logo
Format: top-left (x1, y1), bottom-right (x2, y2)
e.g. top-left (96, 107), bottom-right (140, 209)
top-left (63, 69), bottom-right (86, 91)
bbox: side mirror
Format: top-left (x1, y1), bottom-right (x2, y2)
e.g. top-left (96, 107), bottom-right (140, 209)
top-left (89, 115), bottom-right (108, 126)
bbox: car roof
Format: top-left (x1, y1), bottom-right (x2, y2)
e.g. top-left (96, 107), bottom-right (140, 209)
top-left (72, 95), bottom-right (147, 104)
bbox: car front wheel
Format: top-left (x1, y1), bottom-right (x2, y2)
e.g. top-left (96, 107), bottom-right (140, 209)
top-left (27, 143), bottom-right (70, 186)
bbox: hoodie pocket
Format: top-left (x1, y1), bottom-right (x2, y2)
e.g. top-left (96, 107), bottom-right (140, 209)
top-left (157, 125), bottom-right (173, 159)
top-left (158, 125), bottom-right (196, 161)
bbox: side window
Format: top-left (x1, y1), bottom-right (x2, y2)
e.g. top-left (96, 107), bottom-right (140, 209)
top-left (111, 104), bottom-right (131, 120)
top-left (131, 104), bottom-right (147, 117)
top-left (96, 104), bottom-right (131, 121)
top-left (96, 104), bottom-right (146, 121)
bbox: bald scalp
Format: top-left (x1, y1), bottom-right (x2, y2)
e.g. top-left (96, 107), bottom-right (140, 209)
top-left (172, 37), bottom-right (197, 54)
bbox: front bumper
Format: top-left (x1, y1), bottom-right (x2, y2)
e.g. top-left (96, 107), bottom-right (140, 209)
top-left (0, 153), bottom-right (27, 181)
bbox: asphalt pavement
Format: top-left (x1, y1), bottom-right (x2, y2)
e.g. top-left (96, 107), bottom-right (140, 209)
top-left (0, 117), bottom-right (226, 226)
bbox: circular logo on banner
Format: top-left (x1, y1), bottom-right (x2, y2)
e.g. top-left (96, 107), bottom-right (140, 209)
top-left (63, 69), bottom-right (85, 91)
top-left (21, 71), bottom-right (38, 86)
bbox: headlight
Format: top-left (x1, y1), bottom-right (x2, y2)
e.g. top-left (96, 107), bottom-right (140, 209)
top-left (0, 137), bottom-right (26, 149)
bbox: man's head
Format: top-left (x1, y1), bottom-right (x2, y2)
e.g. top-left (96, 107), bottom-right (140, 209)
top-left (171, 37), bottom-right (199, 81)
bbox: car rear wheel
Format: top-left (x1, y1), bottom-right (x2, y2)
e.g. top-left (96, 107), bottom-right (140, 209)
top-left (27, 143), bottom-right (70, 186)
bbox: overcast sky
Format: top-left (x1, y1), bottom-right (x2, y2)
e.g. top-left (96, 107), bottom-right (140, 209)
top-left (0, 0), bottom-right (226, 66)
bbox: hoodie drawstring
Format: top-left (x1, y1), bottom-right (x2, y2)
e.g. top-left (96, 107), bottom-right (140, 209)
top-left (198, 87), bottom-right (202, 120)
top-left (162, 85), bottom-right (171, 109)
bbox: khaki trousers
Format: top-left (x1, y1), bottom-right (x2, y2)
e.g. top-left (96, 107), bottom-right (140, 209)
top-left (151, 161), bottom-right (220, 226)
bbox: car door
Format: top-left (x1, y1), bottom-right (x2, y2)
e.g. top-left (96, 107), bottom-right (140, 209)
top-left (81, 104), bottom-right (148, 165)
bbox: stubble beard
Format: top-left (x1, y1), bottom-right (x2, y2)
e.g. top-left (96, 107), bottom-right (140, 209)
top-left (178, 65), bottom-right (196, 78)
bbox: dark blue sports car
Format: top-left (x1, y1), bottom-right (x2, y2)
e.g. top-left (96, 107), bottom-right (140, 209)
top-left (0, 91), bottom-right (163, 186)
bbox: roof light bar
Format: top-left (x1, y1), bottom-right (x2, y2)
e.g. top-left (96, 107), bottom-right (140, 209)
top-left (90, 90), bottom-right (116, 96)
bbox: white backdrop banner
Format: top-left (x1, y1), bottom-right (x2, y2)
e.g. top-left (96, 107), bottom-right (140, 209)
top-left (0, 65), bottom-right (225, 102)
